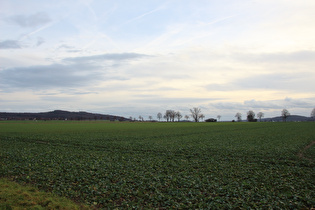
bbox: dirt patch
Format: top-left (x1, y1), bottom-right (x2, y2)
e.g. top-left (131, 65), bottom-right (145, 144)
top-left (297, 141), bottom-right (315, 162)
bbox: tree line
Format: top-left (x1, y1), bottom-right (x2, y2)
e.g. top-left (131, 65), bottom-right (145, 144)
top-left (157, 108), bottom-right (206, 122)
top-left (235, 108), bottom-right (315, 122)
top-left (134, 107), bottom-right (207, 122)
top-left (133, 107), bottom-right (315, 122)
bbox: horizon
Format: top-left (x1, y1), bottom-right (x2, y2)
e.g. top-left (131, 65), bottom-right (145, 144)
top-left (1, 0), bottom-right (315, 121)
top-left (1, 109), bottom-right (313, 122)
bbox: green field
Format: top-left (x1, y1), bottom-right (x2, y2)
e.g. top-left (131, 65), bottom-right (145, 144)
top-left (0, 121), bottom-right (314, 208)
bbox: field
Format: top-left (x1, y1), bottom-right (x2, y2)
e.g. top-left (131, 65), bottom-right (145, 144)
top-left (0, 121), bottom-right (314, 208)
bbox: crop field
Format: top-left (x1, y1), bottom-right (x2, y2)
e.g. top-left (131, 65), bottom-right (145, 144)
top-left (0, 121), bottom-right (314, 208)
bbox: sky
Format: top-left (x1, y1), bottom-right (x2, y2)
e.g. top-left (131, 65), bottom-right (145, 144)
top-left (0, 0), bottom-right (315, 121)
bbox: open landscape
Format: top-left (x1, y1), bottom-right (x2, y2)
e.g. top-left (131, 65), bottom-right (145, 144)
top-left (1, 0), bottom-right (315, 209)
top-left (0, 121), bottom-right (314, 209)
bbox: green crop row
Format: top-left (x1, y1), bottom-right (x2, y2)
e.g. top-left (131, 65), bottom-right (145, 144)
top-left (0, 121), bottom-right (314, 208)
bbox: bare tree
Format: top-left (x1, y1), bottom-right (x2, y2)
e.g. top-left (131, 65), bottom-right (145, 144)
top-left (247, 110), bottom-right (256, 122)
top-left (149, 116), bottom-right (153, 121)
top-left (165, 110), bottom-right (176, 122)
top-left (139, 115), bottom-right (143, 121)
top-left (175, 111), bottom-right (182, 122)
top-left (200, 114), bottom-right (205, 122)
top-left (157, 112), bottom-right (162, 121)
top-left (311, 108), bottom-right (315, 119)
top-left (190, 107), bottom-right (202, 122)
top-left (164, 110), bottom-right (170, 122)
top-left (281, 109), bottom-right (290, 122)
top-left (217, 115), bottom-right (221, 122)
top-left (164, 114), bottom-right (168, 122)
top-left (235, 112), bottom-right (242, 122)
top-left (170, 110), bottom-right (176, 122)
top-left (184, 115), bottom-right (190, 121)
top-left (257, 112), bottom-right (264, 122)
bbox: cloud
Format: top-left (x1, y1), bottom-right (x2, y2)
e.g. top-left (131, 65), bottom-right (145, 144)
top-left (0, 63), bottom-right (99, 90)
top-left (39, 95), bottom-right (80, 102)
top-left (234, 72), bottom-right (314, 92)
top-left (36, 37), bottom-right (45, 46)
top-left (243, 100), bottom-right (283, 109)
top-left (283, 97), bottom-right (314, 108)
top-left (209, 98), bottom-right (315, 112)
top-left (0, 61), bottom-right (118, 92)
top-left (8, 12), bottom-right (51, 28)
top-left (204, 15), bottom-right (236, 26)
top-left (0, 52), bottom-right (150, 91)
top-left (234, 50), bottom-right (315, 63)
top-left (63, 53), bottom-right (149, 63)
top-left (0, 40), bottom-right (22, 49)
top-left (132, 96), bottom-right (216, 105)
top-left (205, 71), bottom-right (315, 93)
top-left (57, 44), bottom-right (81, 52)
top-left (58, 44), bottom-right (75, 49)
top-left (124, 6), bottom-right (164, 25)
top-left (19, 21), bottom-right (57, 41)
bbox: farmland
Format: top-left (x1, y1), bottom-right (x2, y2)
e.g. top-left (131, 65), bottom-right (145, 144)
top-left (0, 121), bottom-right (314, 208)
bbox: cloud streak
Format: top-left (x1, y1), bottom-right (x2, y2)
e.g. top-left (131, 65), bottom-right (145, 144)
top-left (204, 15), bottom-right (236, 26)
top-left (63, 53), bottom-right (150, 63)
top-left (124, 6), bottom-right (164, 25)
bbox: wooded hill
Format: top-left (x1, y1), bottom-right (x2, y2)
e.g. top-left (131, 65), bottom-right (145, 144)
top-left (260, 115), bottom-right (313, 122)
top-left (0, 110), bottom-right (130, 121)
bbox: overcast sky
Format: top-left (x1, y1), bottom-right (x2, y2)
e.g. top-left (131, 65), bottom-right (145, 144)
top-left (1, 0), bottom-right (315, 121)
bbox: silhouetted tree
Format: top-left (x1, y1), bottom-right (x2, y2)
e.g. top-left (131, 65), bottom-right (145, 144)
top-left (235, 112), bottom-right (242, 122)
top-left (190, 107), bottom-right (202, 122)
top-left (281, 109), bottom-right (290, 122)
top-left (157, 112), bottom-right (162, 121)
top-left (175, 111), bottom-right (182, 122)
top-left (247, 110), bottom-right (256, 122)
top-left (311, 108), bottom-right (315, 119)
top-left (165, 110), bottom-right (176, 122)
top-left (257, 112), bottom-right (264, 122)
top-left (149, 116), bottom-right (152, 121)
top-left (170, 110), bottom-right (176, 122)
top-left (164, 110), bottom-right (170, 122)
top-left (184, 115), bottom-right (190, 121)
top-left (217, 115), bottom-right (221, 121)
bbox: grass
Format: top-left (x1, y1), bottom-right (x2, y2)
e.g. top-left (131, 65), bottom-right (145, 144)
top-left (0, 178), bottom-right (88, 209)
top-left (0, 121), bottom-right (314, 208)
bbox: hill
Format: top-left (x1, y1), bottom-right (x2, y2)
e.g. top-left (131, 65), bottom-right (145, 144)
top-left (262, 115), bottom-right (313, 122)
top-left (0, 110), bottom-right (130, 121)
